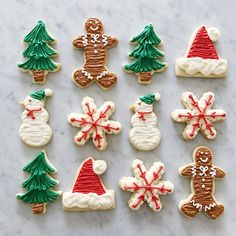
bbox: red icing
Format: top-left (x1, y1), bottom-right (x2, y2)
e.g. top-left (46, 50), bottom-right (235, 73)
top-left (178, 95), bottom-right (226, 137)
top-left (71, 102), bottom-right (119, 149)
top-left (72, 158), bottom-right (105, 195)
top-left (137, 111), bottom-right (152, 121)
top-left (26, 108), bottom-right (42, 119)
top-left (187, 26), bottom-right (219, 60)
top-left (124, 164), bottom-right (172, 210)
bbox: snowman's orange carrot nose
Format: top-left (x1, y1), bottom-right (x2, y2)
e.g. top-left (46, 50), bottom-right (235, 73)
top-left (19, 101), bottom-right (24, 106)
top-left (130, 105), bottom-right (135, 111)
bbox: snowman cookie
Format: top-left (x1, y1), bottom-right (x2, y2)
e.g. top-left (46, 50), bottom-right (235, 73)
top-left (19, 89), bottom-right (53, 147)
top-left (179, 146), bottom-right (225, 220)
top-left (72, 18), bottom-right (118, 90)
top-left (129, 93), bottom-right (161, 151)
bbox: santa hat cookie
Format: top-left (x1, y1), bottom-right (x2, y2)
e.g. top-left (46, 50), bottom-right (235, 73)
top-left (62, 157), bottom-right (115, 211)
top-left (175, 26), bottom-right (227, 78)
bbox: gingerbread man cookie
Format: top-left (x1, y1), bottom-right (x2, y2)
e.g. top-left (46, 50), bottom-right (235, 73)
top-left (179, 146), bottom-right (225, 220)
top-left (72, 18), bottom-right (118, 90)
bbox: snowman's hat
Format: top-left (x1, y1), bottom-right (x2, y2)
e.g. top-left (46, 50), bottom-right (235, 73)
top-left (139, 93), bottom-right (160, 105)
top-left (30, 88), bottom-right (53, 101)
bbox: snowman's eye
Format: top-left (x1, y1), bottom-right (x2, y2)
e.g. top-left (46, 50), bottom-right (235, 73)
top-left (29, 99), bottom-right (31, 102)
top-left (138, 102), bottom-right (141, 105)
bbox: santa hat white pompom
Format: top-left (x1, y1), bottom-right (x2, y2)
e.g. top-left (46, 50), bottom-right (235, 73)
top-left (93, 160), bottom-right (107, 175)
top-left (207, 27), bottom-right (221, 42)
top-left (44, 88), bottom-right (53, 97)
top-left (154, 93), bottom-right (161, 101)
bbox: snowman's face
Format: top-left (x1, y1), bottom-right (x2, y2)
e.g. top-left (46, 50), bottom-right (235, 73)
top-left (85, 18), bottom-right (103, 34)
top-left (24, 96), bottom-right (45, 109)
top-left (134, 99), bottom-right (153, 112)
top-left (194, 147), bottom-right (212, 166)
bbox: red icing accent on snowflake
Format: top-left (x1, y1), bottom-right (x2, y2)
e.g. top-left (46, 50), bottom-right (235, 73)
top-left (26, 108), bottom-right (42, 119)
top-left (173, 92), bottom-right (226, 139)
top-left (187, 26), bottom-right (219, 60)
top-left (68, 97), bottom-right (121, 150)
top-left (72, 158), bottom-right (105, 195)
top-left (120, 160), bottom-right (174, 212)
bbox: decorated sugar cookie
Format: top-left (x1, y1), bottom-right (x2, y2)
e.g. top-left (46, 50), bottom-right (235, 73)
top-left (68, 96), bottom-right (121, 151)
top-left (18, 21), bottom-right (60, 83)
top-left (62, 157), bottom-right (115, 211)
top-left (172, 92), bottom-right (226, 140)
top-left (175, 26), bottom-right (227, 77)
top-left (124, 24), bottom-right (167, 84)
top-left (119, 159), bottom-right (174, 212)
top-left (72, 18), bottom-right (118, 89)
top-left (19, 89), bottom-right (53, 147)
top-left (17, 151), bottom-right (61, 214)
top-left (129, 93), bottom-right (161, 151)
top-left (179, 146), bottom-right (225, 219)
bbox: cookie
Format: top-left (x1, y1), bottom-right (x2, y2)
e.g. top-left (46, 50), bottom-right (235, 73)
top-left (124, 24), bottom-right (167, 84)
top-left (119, 159), bottom-right (174, 212)
top-left (172, 92), bottom-right (226, 140)
top-left (68, 96), bottom-right (121, 151)
top-left (175, 26), bottom-right (227, 77)
top-left (62, 157), bottom-right (115, 211)
top-left (72, 18), bottom-right (118, 89)
top-left (18, 20), bottom-right (60, 83)
top-left (17, 151), bottom-right (61, 214)
top-left (19, 89), bottom-right (53, 147)
top-left (129, 93), bottom-right (161, 151)
top-left (179, 146), bottom-right (225, 219)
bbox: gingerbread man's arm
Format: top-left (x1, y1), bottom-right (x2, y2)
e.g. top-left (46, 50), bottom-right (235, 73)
top-left (73, 35), bottom-right (86, 48)
top-left (179, 164), bottom-right (194, 177)
top-left (214, 166), bottom-right (225, 178)
top-left (104, 35), bottom-right (118, 48)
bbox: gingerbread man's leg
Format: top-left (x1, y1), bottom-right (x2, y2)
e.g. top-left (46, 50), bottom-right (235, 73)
top-left (72, 68), bottom-right (94, 88)
top-left (180, 196), bottom-right (201, 218)
top-left (97, 72), bottom-right (117, 89)
top-left (204, 200), bottom-right (224, 220)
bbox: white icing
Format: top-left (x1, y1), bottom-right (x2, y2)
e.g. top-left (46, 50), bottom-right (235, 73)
top-left (207, 27), bottom-right (221, 42)
top-left (191, 166), bottom-right (196, 177)
top-left (90, 26), bottom-right (99, 32)
top-left (199, 166), bottom-right (208, 176)
top-left (190, 200), bottom-right (202, 210)
top-left (119, 159), bottom-right (174, 212)
top-left (176, 57), bottom-right (227, 76)
top-left (19, 95), bottom-right (52, 147)
top-left (210, 167), bottom-right (217, 177)
top-left (96, 70), bottom-right (109, 80)
top-left (200, 157), bottom-right (208, 163)
top-left (62, 190), bottom-right (115, 210)
top-left (172, 92), bottom-right (226, 140)
top-left (129, 97), bottom-right (161, 151)
top-left (204, 203), bottom-right (216, 211)
top-left (93, 160), bottom-right (107, 175)
top-left (102, 34), bottom-right (108, 46)
top-left (82, 34), bottom-right (88, 46)
top-left (91, 34), bottom-right (100, 43)
top-left (81, 67), bottom-right (93, 80)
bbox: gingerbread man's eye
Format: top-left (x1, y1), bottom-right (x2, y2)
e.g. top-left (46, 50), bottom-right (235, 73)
top-left (200, 151), bottom-right (204, 155)
top-left (205, 152), bottom-right (209, 155)
top-left (90, 21), bottom-right (93, 23)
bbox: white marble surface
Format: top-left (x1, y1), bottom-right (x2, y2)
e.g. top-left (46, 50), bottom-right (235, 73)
top-left (0, 0), bottom-right (236, 235)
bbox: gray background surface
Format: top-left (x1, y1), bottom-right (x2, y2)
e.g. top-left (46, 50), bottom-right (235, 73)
top-left (0, 0), bottom-right (235, 235)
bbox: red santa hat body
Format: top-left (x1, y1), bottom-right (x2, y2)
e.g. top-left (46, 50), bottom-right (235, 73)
top-left (175, 26), bottom-right (227, 77)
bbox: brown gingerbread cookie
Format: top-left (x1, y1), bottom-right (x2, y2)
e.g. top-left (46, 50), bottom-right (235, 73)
top-left (72, 18), bottom-right (118, 90)
top-left (179, 146), bottom-right (225, 220)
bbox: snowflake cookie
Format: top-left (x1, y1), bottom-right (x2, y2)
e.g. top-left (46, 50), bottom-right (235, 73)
top-left (68, 96), bottom-right (121, 151)
top-left (179, 146), bottom-right (225, 219)
top-left (119, 159), bottom-right (174, 212)
top-left (172, 92), bottom-right (226, 140)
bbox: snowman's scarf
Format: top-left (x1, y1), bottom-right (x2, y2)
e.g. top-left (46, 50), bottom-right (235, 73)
top-left (26, 108), bottom-right (42, 120)
top-left (137, 111), bottom-right (152, 121)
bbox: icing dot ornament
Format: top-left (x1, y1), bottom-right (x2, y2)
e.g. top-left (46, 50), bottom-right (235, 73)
top-left (68, 96), bottom-right (121, 151)
top-left (18, 21), bottom-right (60, 83)
top-left (179, 146), bottom-right (225, 219)
top-left (119, 159), bottom-right (174, 212)
top-left (172, 92), bottom-right (226, 140)
top-left (175, 26), bottom-right (227, 77)
top-left (129, 93), bottom-right (161, 151)
top-left (72, 18), bottom-right (118, 90)
top-left (19, 88), bottom-right (53, 147)
top-left (17, 151), bottom-right (61, 214)
top-left (62, 157), bottom-right (115, 211)
top-left (124, 24), bottom-right (167, 84)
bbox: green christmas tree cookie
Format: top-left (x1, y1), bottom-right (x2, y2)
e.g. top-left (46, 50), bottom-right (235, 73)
top-left (17, 151), bottom-right (61, 214)
top-left (18, 21), bottom-right (60, 83)
top-left (124, 24), bottom-right (167, 84)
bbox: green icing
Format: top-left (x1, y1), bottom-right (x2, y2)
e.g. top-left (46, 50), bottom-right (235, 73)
top-left (18, 21), bottom-right (59, 71)
top-left (17, 151), bottom-right (61, 204)
top-left (140, 93), bottom-right (156, 105)
top-left (30, 89), bottom-right (46, 101)
top-left (124, 24), bottom-right (166, 73)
